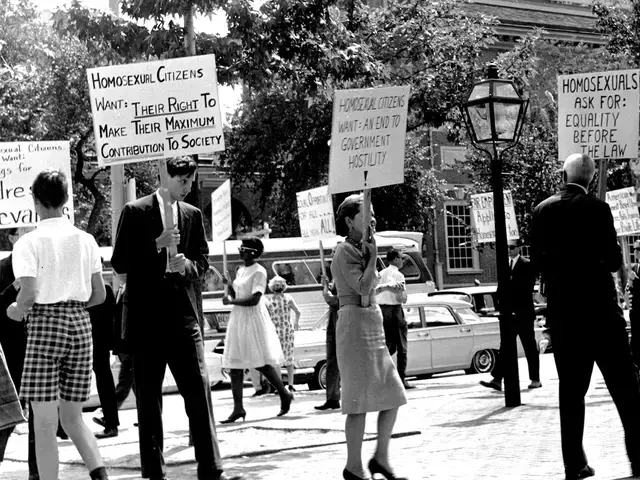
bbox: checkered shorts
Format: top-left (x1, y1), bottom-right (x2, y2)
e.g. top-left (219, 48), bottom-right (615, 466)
top-left (20, 301), bottom-right (93, 403)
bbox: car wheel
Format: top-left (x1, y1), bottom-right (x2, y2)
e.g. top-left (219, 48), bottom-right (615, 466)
top-left (465, 349), bottom-right (496, 374)
top-left (307, 361), bottom-right (327, 391)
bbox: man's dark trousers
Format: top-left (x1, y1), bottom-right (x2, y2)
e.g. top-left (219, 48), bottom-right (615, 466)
top-left (381, 304), bottom-right (408, 380)
top-left (325, 306), bottom-right (340, 402)
top-left (552, 306), bottom-right (640, 473)
top-left (491, 314), bottom-right (540, 382)
top-left (133, 280), bottom-right (220, 480)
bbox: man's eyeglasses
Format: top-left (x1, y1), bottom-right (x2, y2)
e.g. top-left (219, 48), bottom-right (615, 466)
top-left (634, 247), bottom-right (640, 252)
top-left (508, 245), bottom-right (519, 250)
top-left (238, 246), bottom-right (258, 254)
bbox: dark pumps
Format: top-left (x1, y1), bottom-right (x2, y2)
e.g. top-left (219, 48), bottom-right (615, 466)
top-left (220, 410), bottom-right (246, 424)
top-left (368, 458), bottom-right (407, 480)
top-left (277, 391), bottom-right (294, 417)
top-left (343, 469), bottom-right (367, 480)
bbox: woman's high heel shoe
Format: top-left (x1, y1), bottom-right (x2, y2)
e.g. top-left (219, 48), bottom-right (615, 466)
top-left (219, 410), bottom-right (246, 424)
top-left (277, 391), bottom-right (294, 417)
top-left (343, 468), bottom-right (368, 480)
top-left (368, 458), bottom-right (407, 480)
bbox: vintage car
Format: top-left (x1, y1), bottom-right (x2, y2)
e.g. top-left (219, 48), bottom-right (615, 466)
top-left (83, 337), bottom-right (226, 411)
top-left (428, 285), bottom-right (551, 352)
top-left (288, 294), bottom-right (525, 390)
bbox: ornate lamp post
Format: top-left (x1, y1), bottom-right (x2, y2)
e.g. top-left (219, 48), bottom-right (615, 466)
top-left (461, 63), bottom-right (529, 407)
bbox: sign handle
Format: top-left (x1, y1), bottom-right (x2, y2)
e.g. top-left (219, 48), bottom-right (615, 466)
top-left (223, 240), bottom-right (228, 295)
top-left (361, 188), bottom-right (372, 308)
top-left (158, 159), bottom-right (178, 259)
top-left (597, 158), bottom-right (608, 201)
top-left (319, 240), bottom-right (328, 293)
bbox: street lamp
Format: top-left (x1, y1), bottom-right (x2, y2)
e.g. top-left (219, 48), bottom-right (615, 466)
top-left (461, 63), bottom-right (529, 407)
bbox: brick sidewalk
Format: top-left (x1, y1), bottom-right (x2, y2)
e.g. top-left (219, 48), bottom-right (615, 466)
top-left (1, 354), bottom-right (638, 479)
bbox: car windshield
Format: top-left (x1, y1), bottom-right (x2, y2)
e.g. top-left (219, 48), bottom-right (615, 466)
top-left (456, 307), bottom-right (482, 324)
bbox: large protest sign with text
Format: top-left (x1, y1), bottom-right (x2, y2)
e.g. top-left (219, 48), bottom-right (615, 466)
top-left (0, 141), bottom-right (74, 228)
top-left (470, 190), bottom-right (519, 244)
top-left (87, 54), bottom-right (224, 166)
top-left (558, 69), bottom-right (640, 162)
top-left (210, 180), bottom-right (232, 242)
top-left (605, 187), bottom-right (640, 236)
top-left (296, 186), bottom-right (335, 240)
top-left (328, 86), bottom-right (410, 194)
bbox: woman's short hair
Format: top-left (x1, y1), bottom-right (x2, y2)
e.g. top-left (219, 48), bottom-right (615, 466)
top-left (166, 156), bottom-right (197, 177)
top-left (268, 275), bottom-right (288, 292)
top-left (335, 193), bottom-right (363, 237)
top-left (242, 236), bottom-right (264, 258)
top-left (32, 169), bottom-right (69, 209)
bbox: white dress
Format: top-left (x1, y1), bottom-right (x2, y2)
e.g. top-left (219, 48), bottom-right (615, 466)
top-left (222, 263), bottom-right (284, 369)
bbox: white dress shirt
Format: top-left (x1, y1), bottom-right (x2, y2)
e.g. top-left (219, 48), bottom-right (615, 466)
top-left (376, 265), bottom-right (405, 305)
top-left (155, 190), bottom-right (179, 273)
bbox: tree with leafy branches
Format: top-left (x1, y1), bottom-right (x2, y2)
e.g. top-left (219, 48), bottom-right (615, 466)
top-left (218, 0), bottom-right (502, 236)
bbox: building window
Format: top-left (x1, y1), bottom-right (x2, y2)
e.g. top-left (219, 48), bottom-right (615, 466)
top-left (624, 235), bottom-right (640, 265)
top-left (445, 202), bottom-right (478, 272)
top-left (440, 146), bottom-right (466, 170)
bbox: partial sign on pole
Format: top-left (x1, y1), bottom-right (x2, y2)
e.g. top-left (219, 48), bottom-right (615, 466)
top-left (0, 141), bottom-right (74, 229)
top-left (296, 186), bottom-right (335, 240)
top-left (328, 86), bottom-right (410, 194)
top-left (605, 186), bottom-right (640, 236)
top-left (558, 69), bottom-right (640, 162)
top-left (210, 180), bottom-right (233, 242)
top-left (470, 190), bottom-right (519, 244)
top-left (87, 54), bottom-right (225, 166)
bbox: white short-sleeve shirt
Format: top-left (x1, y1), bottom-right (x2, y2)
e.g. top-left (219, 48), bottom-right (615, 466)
top-left (12, 217), bottom-right (102, 304)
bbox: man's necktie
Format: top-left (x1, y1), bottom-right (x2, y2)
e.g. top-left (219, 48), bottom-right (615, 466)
top-left (509, 259), bottom-right (514, 271)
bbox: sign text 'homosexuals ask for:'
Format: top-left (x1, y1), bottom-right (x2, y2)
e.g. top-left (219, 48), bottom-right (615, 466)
top-left (558, 69), bottom-right (639, 162)
top-left (87, 54), bottom-right (224, 166)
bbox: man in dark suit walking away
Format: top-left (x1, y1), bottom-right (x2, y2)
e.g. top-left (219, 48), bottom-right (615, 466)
top-left (480, 238), bottom-right (541, 391)
top-left (626, 239), bottom-right (640, 370)
top-left (111, 156), bottom-right (242, 480)
top-left (531, 153), bottom-right (640, 480)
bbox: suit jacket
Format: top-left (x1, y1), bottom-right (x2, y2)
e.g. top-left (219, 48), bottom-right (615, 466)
top-left (531, 184), bottom-right (622, 328)
top-left (110, 193), bottom-right (209, 347)
top-left (505, 256), bottom-right (536, 321)
top-left (0, 255), bottom-right (22, 349)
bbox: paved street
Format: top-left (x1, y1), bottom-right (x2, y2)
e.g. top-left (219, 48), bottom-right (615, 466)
top-left (1, 353), bottom-right (638, 480)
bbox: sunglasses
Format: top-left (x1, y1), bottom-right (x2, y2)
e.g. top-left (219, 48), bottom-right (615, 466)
top-left (238, 246), bottom-right (258, 254)
top-left (508, 245), bottom-right (519, 250)
top-left (635, 248), bottom-right (640, 251)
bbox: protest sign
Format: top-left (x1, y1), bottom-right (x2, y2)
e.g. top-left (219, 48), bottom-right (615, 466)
top-left (0, 141), bottom-right (74, 229)
top-left (296, 186), bottom-right (335, 240)
top-left (470, 190), bottom-right (519, 244)
top-left (605, 186), bottom-right (640, 236)
top-left (210, 180), bottom-right (232, 242)
top-left (558, 69), bottom-right (640, 161)
top-left (87, 54), bottom-right (224, 166)
top-left (328, 86), bottom-right (410, 194)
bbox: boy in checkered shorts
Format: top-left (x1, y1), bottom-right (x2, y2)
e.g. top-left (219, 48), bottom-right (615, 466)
top-left (7, 169), bottom-right (109, 480)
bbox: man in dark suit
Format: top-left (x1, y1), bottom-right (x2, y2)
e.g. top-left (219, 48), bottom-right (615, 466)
top-left (111, 156), bottom-right (241, 480)
top-left (531, 153), bottom-right (640, 480)
top-left (480, 238), bottom-right (541, 391)
top-left (626, 239), bottom-right (640, 369)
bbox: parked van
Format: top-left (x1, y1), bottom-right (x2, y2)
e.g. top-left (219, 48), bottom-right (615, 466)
top-left (60, 231), bottom-right (434, 340)
top-left (200, 231), bottom-right (435, 338)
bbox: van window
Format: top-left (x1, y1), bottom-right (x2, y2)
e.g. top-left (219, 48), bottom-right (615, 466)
top-left (272, 260), bottom-right (330, 286)
top-left (379, 255), bottom-right (421, 281)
